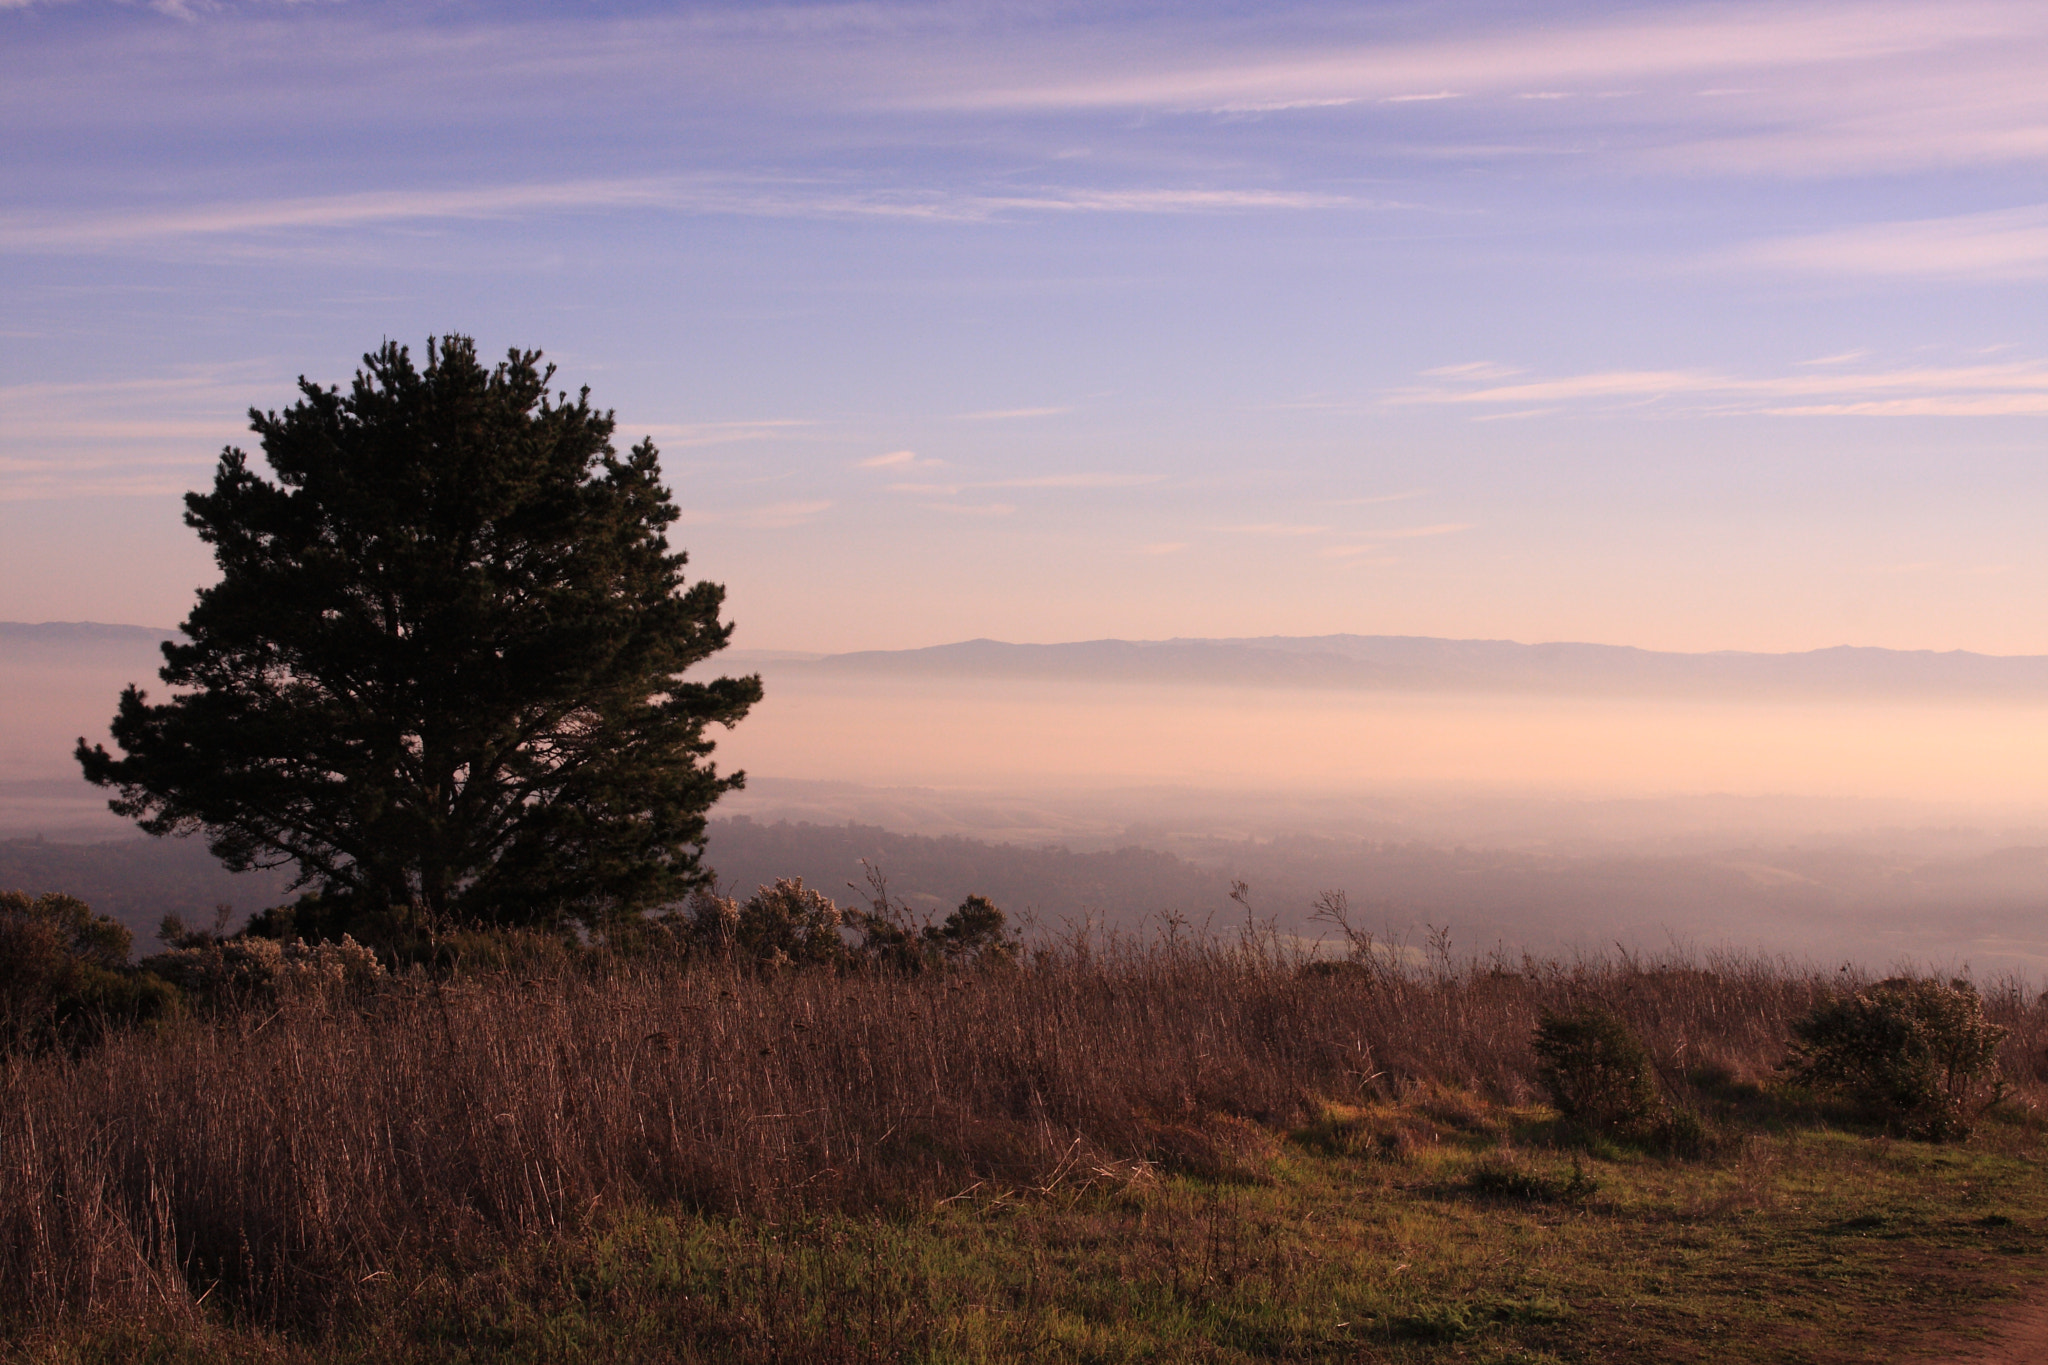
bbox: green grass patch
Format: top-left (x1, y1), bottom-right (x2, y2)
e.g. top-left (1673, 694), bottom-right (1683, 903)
top-left (12, 1097), bottom-right (2048, 1364)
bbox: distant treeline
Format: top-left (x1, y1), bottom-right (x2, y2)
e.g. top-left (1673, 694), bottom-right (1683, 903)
top-left (702, 815), bottom-right (1232, 929)
top-left (701, 817), bottom-right (2048, 970)
top-left (0, 836), bottom-right (292, 938)
top-left (9, 817), bottom-right (2048, 972)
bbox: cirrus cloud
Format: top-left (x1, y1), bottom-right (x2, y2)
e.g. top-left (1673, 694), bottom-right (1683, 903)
top-left (1394, 356), bottom-right (2048, 417)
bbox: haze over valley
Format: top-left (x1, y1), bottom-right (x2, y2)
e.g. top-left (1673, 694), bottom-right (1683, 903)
top-left (13, 619), bottom-right (2048, 974)
top-left (16, 4), bottom-right (2048, 1357)
top-left (3, 0), bottom-right (2047, 976)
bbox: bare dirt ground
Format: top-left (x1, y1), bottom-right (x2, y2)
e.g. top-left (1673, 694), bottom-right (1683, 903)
top-left (1932, 1294), bottom-right (2048, 1362)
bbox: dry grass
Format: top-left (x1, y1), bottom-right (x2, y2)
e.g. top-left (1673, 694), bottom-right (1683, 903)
top-left (3, 930), bottom-right (2045, 1340)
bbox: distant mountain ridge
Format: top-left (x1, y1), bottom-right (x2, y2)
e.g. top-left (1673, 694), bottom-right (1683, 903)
top-left (802, 634), bottom-right (2048, 699)
top-left (17, 624), bottom-right (2048, 699)
top-left (2, 622), bottom-right (179, 646)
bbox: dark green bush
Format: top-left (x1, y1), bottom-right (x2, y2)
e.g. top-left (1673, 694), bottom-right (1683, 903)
top-left (928, 894), bottom-right (1015, 964)
top-left (0, 890), bottom-right (177, 1052)
top-left (241, 891), bottom-right (362, 945)
top-left (849, 892), bottom-right (1018, 974)
top-left (1787, 976), bottom-right (2009, 1140)
top-left (1465, 1153), bottom-right (1598, 1203)
top-left (1532, 1004), bottom-right (1662, 1137)
top-left (665, 879), bottom-right (1018, 974)
top-left (1653, 1105), bottom-right (1717, 1159)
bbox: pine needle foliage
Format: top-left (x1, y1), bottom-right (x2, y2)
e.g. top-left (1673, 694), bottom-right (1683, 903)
top-left (76, 337), bottom-right (760, 934)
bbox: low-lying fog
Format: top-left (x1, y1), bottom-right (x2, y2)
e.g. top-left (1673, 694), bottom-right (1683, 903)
top-left (7, 624), bottom-right (2048, 976)
top-left (720, 673), bottom-right (2048, 817)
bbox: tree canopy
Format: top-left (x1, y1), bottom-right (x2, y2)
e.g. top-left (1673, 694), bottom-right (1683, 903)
top-left (77, 336), bottom-right (762, 934)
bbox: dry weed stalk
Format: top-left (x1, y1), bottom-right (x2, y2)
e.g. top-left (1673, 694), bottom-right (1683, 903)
top-left (2, 932), bottom-right (2042, 1330)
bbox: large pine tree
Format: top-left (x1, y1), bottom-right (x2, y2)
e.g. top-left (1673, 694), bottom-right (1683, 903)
top-left (77, 337), bottom-right (761, 933)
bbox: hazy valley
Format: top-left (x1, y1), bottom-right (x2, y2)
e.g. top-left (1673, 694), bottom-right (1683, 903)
top-left (11, 620), bottom-right (2048, 974)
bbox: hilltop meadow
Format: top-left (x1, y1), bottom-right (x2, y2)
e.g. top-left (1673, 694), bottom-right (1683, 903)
top-left (5, 887), bottom-right (2047, 1364)
top-left (19, 0), bottom-right (2048, 1355)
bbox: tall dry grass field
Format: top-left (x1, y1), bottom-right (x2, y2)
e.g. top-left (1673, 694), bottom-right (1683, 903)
top-left (4, 934), bottom-right (2045, 1336)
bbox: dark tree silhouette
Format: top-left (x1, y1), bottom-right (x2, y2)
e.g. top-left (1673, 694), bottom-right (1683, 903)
top-left (77, 336), bottom-right (761, 933)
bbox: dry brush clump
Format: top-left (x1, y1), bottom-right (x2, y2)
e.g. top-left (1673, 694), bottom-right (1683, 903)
top-left (0, 891), bottom-right (177, 1055)
top-left (1531, 1004), bottom-right (1664, 1136)
top-left (3, 917), bottom-right (2046, 1336)
top-left (1786, 975), bottom-right (2012, 1139)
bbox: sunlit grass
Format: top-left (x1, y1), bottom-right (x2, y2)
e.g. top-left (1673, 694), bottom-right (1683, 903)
top-left (14, 1096), bottom-right (2048, 1362)
top-left (6, 940), bottom-right (2047, 1361)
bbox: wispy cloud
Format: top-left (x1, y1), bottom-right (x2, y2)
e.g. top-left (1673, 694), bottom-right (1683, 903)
top-left (918, 501), bottom-right (1014, 517)
top-left (1213, 96), bottom-right (1361, 112)
top-left (14, 0), bottom-right (2048, 198)
top-left (972, 189), bottom-right (1349, 214)
top-left (1421, 361), bottom-right (1522, 380)
top-left (638, 418), bottom-right (818, 448)
top-left (1396, 357), bottom-right (2048, 416)
top-left (0, 366), bottom-right (276, 499)
top-left (1139, 541), bottom-right (1188, 555)
top-left (1377, 523), bottom-right (1476, 540)
top-left (986, 472), bottom-right (1162, 490)
top-left (1736, 204), bottom-right (2048, 279)
top-left (0, 476), bottom-right (206, 504)
top-left (0, 181), bottom-right (675, 250)
top-left (1765, 394), bottom-right (2048, 416)
top-left (952, 406), bottom-right (1073, 420)
top-left (858, 448), bottom-right (939, 469)
top-left (0, 363), bottom-right (822, 500)
top-left (0, 369), bottom-right (272, 410)
top-left (1218, 522), bottom-right (1330, 536)
top-left (1401, 369), bottom-right (1711, 404)
top-left (930, 3), bottom-right (2035, 107)
top-left (1317, 524), bottom-right (1474, 556)
top-left (903, 0), bottom-right (2048, 176)
top-left (1328, 489), bottom-right (1429, 506)
top-left (675, 499), bottom-right (833, 529)
top-left (0, 179), bottom-right (1353, 254)
top-left (884, 471), bottom-right (1161, 495)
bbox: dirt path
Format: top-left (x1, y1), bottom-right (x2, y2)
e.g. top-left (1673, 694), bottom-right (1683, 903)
top-left (1932, 1295), bottom-right (2048, 1362)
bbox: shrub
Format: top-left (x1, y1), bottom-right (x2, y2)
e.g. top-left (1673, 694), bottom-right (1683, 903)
top-left (1787, 976), bottom-right (2009, 1140)
top-left (1532, 1004), bottom-right (1662, 1136)
top-left (1144, 1113), bottom-right (1280, 1184)
top-left (670, 877), bottom-right (848, 968)
top-left (1465, 1152), bottom-right (1598, 1203)
top-left (0, 890), bottom-right (177, 1052)
top-left (927, 894), bottom-right (1017, 965)
top-left (241, 891), bottom-right (368, 946)
top-left (142, 934), bottom-right (386, 1008)
top-left (430, 926), bottom-right (582, 975)
top-left (669, 877), bottom-right (1020, 974)
top-left (1654, 1105), bottom-right (1717, 1159)
top-left (848, 892), bottom-right (1019, 974)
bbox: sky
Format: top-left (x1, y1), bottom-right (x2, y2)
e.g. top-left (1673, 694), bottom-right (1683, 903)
top-left (5, 0), bottom-right (2047, 656)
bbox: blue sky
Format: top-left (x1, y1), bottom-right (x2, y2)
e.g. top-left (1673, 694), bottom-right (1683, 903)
top-left (4, 0), bottom-right (2046, 653)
